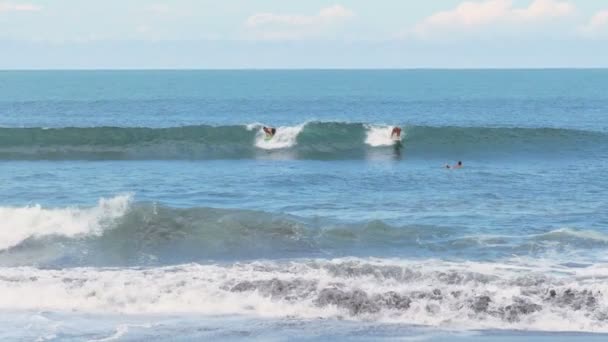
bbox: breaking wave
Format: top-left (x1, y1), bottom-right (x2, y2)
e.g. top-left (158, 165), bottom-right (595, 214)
top-left (1, 123), bottom-right (605, 160)
top-left (2, 197), bottom-right (608, 267)
top-left (1, 258), bottom-right (607, 332)
top-left (0, 195), bottom-right (131, 251)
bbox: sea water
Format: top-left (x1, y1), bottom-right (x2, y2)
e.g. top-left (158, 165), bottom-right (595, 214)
top-left (1, 70), bottom-right (607, 341)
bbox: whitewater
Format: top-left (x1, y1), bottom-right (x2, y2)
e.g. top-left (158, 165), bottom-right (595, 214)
top-left (1, 69), bottom-right (608, 341)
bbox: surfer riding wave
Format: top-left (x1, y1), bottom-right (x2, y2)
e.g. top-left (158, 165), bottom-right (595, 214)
top-left (263, 126), bottom-right (276, 139)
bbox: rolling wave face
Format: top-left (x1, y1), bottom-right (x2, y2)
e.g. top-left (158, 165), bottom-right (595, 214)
top-left (403, 126), bottom-right (608, 159)
top-left (3, 197), bottom-right (608, 267)
top-left (1, 259), bottom-right (607, 332)
top-left (0, 125), bottom-right (258, 160)
top-left (1, 123), bottom-right (606, 160)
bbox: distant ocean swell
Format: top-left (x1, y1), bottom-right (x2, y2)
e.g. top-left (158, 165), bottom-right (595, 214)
top-left (2, 196), bottom-right (608, 267)
top-left (1, 122), bottom-right (605, 160)
top-left (1, 259), bottom-right (607, 332)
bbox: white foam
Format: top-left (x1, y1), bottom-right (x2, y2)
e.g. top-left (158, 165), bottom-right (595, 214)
top-left (1, 258), bottom-right (607, 332)
top-left (254, 124), bottom-right (305, 150)
top-left (540, 227), bottom-right (608, 243)
top-left (245, 122), bottom-right (263, 131)
top-left (364, 125), bottom-right (401, 147)
top-left (90, 323), bottom-right (152, 342)
top-left (0, 195), bottom-right (132, 251)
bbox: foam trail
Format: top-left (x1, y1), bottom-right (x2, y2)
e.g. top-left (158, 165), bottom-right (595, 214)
top-left (255, 124), bottom-right (305, 150)
top-left (365, 125), bottom-right (400, 147)
top-left (0, 195), bottom-right (131, 250)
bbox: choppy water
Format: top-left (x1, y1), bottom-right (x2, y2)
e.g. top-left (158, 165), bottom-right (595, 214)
top-left (1, 70), bottom-right (607, 341)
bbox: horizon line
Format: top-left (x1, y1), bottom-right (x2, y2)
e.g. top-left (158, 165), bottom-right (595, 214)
top-left (2, 67), bottom-right (608, 71)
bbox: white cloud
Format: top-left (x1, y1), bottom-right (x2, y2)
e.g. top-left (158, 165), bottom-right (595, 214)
top-left (245, 5), bottom-right (354, 40)
top-left (412, 0), bottom-right (574, 38)
top-left (579, 10), bottom-right (608, 38)
top-left (0, 2), bottom-right (42, 12)
top-left (512, 0), bottom-right (573, 19)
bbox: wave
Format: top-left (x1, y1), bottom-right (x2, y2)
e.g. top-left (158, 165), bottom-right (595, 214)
top-left (1, 123), bottom-right (606, 160)
top-left (0, 195), bottom-right (131, 250)
top-left (2, 196), bottom-right (608, 267)
top-left (1, 258), bottom-right (607, 332)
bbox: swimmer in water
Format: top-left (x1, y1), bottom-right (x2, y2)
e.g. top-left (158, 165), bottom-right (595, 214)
top-left (445, 161), bottom-right (463, 169)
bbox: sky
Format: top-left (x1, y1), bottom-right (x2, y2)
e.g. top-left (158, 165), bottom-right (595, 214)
top-left (1, 0), bottom-right (607, 69)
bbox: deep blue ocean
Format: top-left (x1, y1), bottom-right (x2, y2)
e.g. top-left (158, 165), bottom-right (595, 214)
top-left (1, 70), bottom-right (608, 341)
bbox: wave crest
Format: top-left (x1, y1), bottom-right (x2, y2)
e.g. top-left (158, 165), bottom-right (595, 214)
top-left (0, 195), bottom-right (131, 251)
top-left (2, 199), bottom-right (607, 267)
top-left (1, 123), bottom-right (605, 160)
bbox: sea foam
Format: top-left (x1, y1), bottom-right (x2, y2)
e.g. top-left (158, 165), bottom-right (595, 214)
top-left (254, 124), bottom-right (306, 150)
top-left (364, 125), bottom-right (400, 147)
top-left (1, 258), bottom-right (607, 332)
top-left (0, 195), bottom-right (131, 251)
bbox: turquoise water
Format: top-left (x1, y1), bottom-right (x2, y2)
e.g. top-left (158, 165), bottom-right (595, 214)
top-left (1, 70), bottom-right (608, 340)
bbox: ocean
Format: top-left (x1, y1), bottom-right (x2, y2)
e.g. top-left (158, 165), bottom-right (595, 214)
top-left (1, 70), bottom-right (607, 341)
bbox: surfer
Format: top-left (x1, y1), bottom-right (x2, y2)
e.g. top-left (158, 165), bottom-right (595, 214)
top-left (391, 127), bottom-right (401, 139)
top-left (263, 126), bottom-right (276, 139)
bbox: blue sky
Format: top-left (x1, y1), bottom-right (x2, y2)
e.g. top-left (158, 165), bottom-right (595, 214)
top-left (1, 0), bottom-right (607, 68)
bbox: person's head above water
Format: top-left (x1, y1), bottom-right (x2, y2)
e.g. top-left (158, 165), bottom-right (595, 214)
top-left (445, 161), bottom-right (462, 169)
